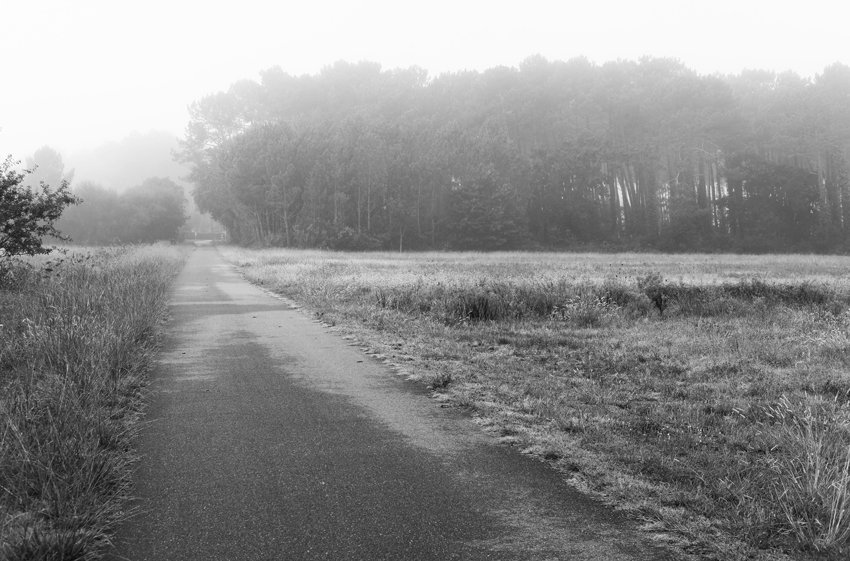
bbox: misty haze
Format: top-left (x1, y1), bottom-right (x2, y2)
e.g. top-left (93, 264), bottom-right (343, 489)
top-left (2, 2), bottom-right (850, 560)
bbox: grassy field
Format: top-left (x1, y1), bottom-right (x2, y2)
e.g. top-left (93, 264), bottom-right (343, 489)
top-left (0, 246), bottom-right (185, 560)
top-left (222, 248), bottom-right (850, 560)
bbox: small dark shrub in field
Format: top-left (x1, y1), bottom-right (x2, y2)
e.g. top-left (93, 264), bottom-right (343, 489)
top-left (637, 272), bottom-right (669, 315)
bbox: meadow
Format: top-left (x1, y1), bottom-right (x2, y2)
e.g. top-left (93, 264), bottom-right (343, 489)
top-left (0, 246), bottom-right (185, 560)
top-left (222, 248), bottom-right (850, 560)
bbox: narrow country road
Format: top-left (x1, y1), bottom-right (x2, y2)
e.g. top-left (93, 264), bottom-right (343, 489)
top-left (107, 247), bottom-right (675, 561)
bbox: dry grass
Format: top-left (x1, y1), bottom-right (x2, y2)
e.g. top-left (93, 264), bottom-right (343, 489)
top-left (223, 247), bottom-right (850, 560)
top-left (759, 396), bottom-right (850, 552)
top-left (0, 246), bottom-right (185, 560)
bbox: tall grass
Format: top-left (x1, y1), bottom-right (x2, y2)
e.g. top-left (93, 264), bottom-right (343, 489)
top-left (0, 246), bottom-right (184, 560)
top-left (761, 397), bottom-right (850, 554)
top-left (224, 247), bottom-right (850, 559)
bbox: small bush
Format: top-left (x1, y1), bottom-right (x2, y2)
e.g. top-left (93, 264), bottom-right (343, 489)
top-left (637, 271), bottom-right (669, 315)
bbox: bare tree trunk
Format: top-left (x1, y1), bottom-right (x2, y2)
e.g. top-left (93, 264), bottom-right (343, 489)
top-left (282, 190), bottom-right (291, 246)
top-left (609, 168), bottom-right (620, 237)
top-left (417, 180), bottom-right (422, 238)
top-left (357, 181), bottom-right (362, 234)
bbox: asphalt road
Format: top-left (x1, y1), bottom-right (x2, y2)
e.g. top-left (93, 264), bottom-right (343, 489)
top-left (106, 247), bottom-right (675, 561)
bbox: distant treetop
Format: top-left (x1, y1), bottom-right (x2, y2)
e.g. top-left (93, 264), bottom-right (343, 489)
top-left (179, 58), bottom-right (850, 253)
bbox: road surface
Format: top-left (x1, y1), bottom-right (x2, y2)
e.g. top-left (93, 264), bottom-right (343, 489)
top-left (107, 247), bottom-right (675, 561)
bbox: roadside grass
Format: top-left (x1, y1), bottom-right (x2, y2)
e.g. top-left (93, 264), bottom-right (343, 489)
top-left (222, 247), bottom-right (850, 560)
top-left (0, 246), bottom-right (185, 560)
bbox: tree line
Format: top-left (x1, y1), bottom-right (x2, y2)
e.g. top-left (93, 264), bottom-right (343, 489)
top-left (180, 57), bottom-right (850, 252)
top-left (59, 177), bottom-right (187, 244)
top-left (14, 146), bottom-right (187, 245)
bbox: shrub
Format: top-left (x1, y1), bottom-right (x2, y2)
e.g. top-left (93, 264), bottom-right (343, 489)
top-left (637, 271), bottom-right (669, 316)
top-left (0, 156), bottom-right (77, 260)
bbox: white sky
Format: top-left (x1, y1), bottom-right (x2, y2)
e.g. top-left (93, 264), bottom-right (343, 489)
top-left (1, 0), bottom-right (848, 160)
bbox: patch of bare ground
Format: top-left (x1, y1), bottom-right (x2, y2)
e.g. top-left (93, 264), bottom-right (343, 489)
top-left (223, 247), bottom-right (850, 560)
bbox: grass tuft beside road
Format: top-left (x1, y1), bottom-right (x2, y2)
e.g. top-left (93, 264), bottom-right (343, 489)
top-left (0, 246), bottom-right (185, 561)
top-left (224, 248), bottom-right (850, 560)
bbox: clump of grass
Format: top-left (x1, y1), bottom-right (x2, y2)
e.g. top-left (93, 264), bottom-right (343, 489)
top-left (426, 370), bottom-right (453, 390)
top-left (0, 246), bottom-right (184, 560)
top-left (598, 277), bottom-right (640, 307)
top-left (551, 293), bottom-right (618, 327)
top-left (445, 286), bottom-right (511, 322)
top-left (758, 396), bottom-right (850, 555)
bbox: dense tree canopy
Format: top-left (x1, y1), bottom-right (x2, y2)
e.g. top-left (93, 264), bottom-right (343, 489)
top-left (59, 177), bottom-right (187, 244)
top-left (179, 58), bottom-right (850, 252)
top-left (0, 156), bottom-right (77, 258)
top-left (25, 146), bottom-right (74, 192)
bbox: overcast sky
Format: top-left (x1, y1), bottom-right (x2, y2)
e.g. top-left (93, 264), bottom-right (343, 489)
top-left (1, 0), bottom-right (847, 160)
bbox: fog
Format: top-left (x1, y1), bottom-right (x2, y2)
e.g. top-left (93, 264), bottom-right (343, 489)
top-left (69, 131), bottom-right (187, 192)
top-left (1, 0), bottom-right (847, 174)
